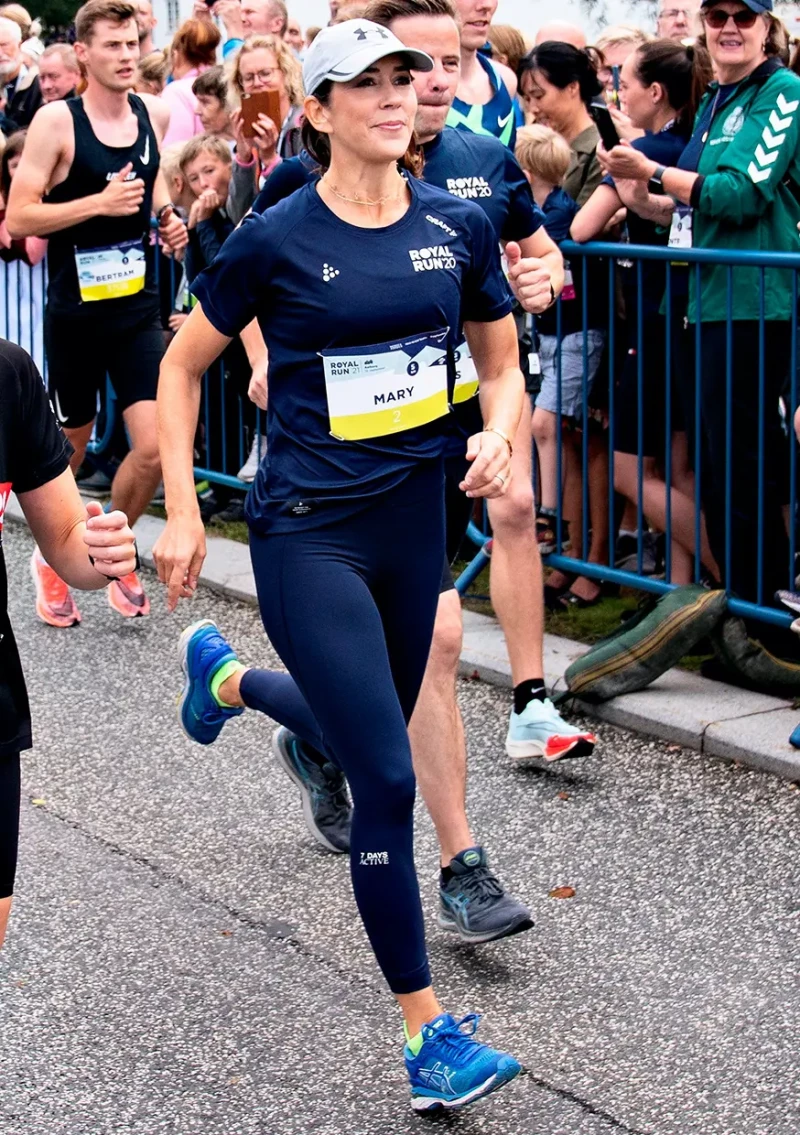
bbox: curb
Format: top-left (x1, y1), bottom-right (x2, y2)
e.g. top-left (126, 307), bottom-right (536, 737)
top-left (8, 496), bottom-right (800, 782)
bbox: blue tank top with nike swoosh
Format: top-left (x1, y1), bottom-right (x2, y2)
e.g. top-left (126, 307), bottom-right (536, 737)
top-left (446, 52), bottom-right (516, 151)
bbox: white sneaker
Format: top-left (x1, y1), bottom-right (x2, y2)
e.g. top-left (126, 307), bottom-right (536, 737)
top-left (505, 698), bottom-right (596, 764)
top-left (237, 434), bottom-right (267, 483)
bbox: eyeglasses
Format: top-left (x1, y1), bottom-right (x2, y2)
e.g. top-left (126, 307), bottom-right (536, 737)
top-left (241, 67), bottom-right (279, 86)
top-left (702, 8), bottom-right (759, 29)
top-left (659, 8), bottom-right (693, 19)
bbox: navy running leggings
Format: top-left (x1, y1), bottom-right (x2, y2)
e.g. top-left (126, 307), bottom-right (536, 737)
top-left (241, 462), bottom-right (445, 994)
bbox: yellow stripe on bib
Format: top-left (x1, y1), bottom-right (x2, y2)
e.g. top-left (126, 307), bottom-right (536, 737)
top-left (330, 388), bottom-right (449, 442)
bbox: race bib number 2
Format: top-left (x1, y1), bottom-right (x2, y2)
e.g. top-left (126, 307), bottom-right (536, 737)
top-left (75, 238), bottom-right (146, 302)
top-left (321, 328), bottom-right (451, 441)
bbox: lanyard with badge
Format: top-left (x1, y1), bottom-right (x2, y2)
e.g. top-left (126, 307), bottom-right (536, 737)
top-left (320, 328), bottom-right (451, 441)
top-left (667, 87), bottom-right (735, 251)
top-left (74, 236), bottom-right (147, 302)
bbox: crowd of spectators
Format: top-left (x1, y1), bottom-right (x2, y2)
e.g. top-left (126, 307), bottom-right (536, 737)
top-left (0, 0), bottom-right (799, 652)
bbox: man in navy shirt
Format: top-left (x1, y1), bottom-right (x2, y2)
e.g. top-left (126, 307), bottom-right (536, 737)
top-left (252, 0), bottom-right (595, 948)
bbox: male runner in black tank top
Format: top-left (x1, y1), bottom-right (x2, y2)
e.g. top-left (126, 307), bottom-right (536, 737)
top-left (7, 0), bottom-right (187, 626)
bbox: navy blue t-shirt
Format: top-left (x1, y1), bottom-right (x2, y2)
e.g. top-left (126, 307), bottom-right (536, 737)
top-left (192, 177), bottom-right (513, 534)
top-left (602, 122), bottom-right (690, 315)
top-left (422, 127), bottom-right (543, 242)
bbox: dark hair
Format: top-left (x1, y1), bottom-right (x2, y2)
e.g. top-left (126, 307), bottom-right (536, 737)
top-left (518, 41), bottom-right (603, 106)
top-left (634, 38), bottom-right (713, 132)
top-left (192, 63), bottom-right (228, 103)
top-left (364, 0), bottom-right (456, 22)
top-left (1, 129), bottom-right (26, 201)
top-left (302, 77), bottom-right (424, 176)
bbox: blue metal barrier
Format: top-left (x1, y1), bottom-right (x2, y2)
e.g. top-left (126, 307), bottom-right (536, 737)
top-left (456, 239), bottom-right (800, 631)
top-left (3, 239), bottom-right (798, 630)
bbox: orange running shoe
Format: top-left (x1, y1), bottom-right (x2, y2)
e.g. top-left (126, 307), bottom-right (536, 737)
top-left (107, 571), bottom-right (150, 618)
top-left (30, 549), bottom-right (81, 628)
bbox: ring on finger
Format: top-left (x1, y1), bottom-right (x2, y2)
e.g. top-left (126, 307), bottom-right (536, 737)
top-left (494, 472), bottom-right (507, 486)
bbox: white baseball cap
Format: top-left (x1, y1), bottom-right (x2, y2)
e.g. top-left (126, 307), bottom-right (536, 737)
top-left (303, 19), bottom-right (434, 98)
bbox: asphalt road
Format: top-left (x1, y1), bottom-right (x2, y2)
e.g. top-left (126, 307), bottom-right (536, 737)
top-left (2, 520), bottom-right (800, 1135)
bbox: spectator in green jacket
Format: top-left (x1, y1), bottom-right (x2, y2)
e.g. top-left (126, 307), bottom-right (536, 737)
top-left (599, 0), bottom-right (800, 624)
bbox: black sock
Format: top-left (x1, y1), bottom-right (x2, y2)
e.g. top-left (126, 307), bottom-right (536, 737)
top-left (441, 866), bottom-right (454, 885)
top-left (513, 679), bottom-right (547, 715)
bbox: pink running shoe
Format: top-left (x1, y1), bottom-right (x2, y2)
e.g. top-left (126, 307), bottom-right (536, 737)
top-left (107, 571), bottom-right (150, 618)
top-left (30, 549), bottom-right (81, 628)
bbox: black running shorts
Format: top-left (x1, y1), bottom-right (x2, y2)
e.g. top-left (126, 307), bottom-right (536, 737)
top-left (44, 310), bottom-right (164, 430)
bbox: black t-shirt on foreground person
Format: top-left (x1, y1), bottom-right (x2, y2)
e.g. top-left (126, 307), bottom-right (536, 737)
top-left (0, 342), bottom-right (72, 756)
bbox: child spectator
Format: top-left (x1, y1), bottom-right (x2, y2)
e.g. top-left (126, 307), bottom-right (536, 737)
top-left (192, 66), bottom-right (234, 146)
top-left (180, 134), bottom-right (234, 282)
top-left (516, 124), bottom-right (606, 603)
top-left (180, 133), bottom-right (256, 503)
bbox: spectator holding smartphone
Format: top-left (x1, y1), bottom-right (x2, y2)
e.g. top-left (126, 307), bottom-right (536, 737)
top-left (227, 34), bottom-right (304, 222)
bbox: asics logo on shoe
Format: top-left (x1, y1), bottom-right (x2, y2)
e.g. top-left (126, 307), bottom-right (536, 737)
top-left (417, 1063), bottom-right (455, 1093)
top-left (322, 262), bottom-right (340, 282)
top-left (360, 850), bottom-right (389, 865)
top-left (408, 245), bottom-right (456, 272)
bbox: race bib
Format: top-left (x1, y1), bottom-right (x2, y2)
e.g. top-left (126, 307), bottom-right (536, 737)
top-left (320, 328), bottom-right (450, 441)
top-left (668, 205), bottom-right (693, 251)
top-left (453, 337), bottom-right (478, 404)
top-left (75, 238), bottom-right (146, 302)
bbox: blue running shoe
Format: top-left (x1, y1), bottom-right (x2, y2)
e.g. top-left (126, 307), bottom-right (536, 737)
top-left (405, 1013), bottom-right (521, 1112)
top-left (506, 698), bottom-right (596, 766)
top-left (272, 727), bottom-right (351, 853)
top-left (791, 722), bottom-right (800, 749)
top-left (178, 619), bottom-right (243, 745)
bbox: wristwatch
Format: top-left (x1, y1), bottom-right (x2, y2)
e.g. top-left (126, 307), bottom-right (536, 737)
top-left (156, 203), bottom-right (176, 225)
top-left (647, 165), bottom-right (667, 195)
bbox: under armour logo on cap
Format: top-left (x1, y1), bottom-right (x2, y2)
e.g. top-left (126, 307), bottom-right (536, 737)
top-left (302, 18), bottom-right (433, 97)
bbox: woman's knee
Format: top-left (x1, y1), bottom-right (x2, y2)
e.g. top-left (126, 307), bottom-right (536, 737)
top-left (532, 407), bottom-right (557, 444)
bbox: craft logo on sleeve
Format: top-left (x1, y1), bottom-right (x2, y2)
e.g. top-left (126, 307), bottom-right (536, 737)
top-left (0, 482), bottom-right (11, 535)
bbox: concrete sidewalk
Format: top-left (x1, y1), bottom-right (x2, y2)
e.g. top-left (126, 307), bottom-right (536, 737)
top-left (8, 496), bottom-right (800, 781)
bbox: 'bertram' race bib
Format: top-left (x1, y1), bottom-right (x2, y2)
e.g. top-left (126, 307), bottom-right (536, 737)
top-left (321, 328), bottom-right (450, 441)
top-left (75, 238), bottom-right (146, 302)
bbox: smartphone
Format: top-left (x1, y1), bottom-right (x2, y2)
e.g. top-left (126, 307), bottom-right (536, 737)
top-left (590, 100), bottom-right (620, 151)
top-left (610, 64), bottom-right (620, 108)
top-left (240, 89), bottom-right (282, 136)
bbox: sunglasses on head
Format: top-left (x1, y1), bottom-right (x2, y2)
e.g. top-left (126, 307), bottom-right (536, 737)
top-left (703, 7), bottom-right (759, 28)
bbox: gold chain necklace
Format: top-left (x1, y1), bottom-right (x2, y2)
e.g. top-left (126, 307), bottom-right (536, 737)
top-left (322, 175), bottom-right (406, 207)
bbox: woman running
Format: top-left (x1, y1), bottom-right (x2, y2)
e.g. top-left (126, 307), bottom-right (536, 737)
top-left (153, 18), bottom-right (525, 1114)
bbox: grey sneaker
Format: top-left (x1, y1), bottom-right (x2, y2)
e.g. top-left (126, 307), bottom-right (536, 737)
top-left (271, 726), bottom-right (351, 853)
top-left (438, 847), bottom-right (533, 944)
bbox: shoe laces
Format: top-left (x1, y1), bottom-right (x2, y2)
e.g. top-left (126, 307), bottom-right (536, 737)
top-left (421, 1014), bottom-right (486, 1066)
top-left (456, 864), bottom-right (505, 909)
top-left (314, 759), bottom-right (349, 815)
